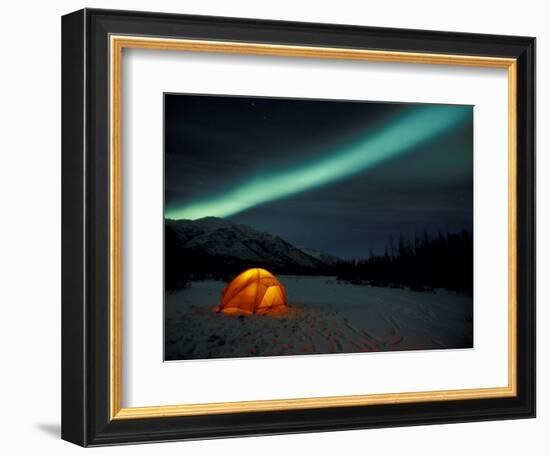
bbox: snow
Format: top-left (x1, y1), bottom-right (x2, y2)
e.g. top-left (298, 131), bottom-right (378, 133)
top-left (165, 276), bottom-right (473, 361)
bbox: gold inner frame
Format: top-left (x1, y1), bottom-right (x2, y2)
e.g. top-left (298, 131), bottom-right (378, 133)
top-left (109, 35), bottom-right (518, 420)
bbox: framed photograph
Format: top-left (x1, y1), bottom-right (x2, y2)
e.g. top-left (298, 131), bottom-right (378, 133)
top-left (61, 8), bottom-right (535, 446)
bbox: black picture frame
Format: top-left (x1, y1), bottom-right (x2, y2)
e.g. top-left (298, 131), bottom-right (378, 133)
top-left (62, 8), bottom-right (535, 447)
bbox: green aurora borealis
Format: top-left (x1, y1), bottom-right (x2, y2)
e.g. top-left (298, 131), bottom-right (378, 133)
top-left (165, 104), bottom-right (472, 221)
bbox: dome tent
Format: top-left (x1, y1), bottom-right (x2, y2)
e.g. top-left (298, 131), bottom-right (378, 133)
top-left (217, 268), bottom-right (287, 315)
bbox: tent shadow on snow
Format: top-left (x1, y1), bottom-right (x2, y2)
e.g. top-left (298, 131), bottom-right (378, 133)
top-left (214, 268), bottom-right (289, 316)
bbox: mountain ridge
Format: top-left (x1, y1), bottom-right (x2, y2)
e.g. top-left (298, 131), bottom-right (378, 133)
top-left (165, 217), bottom-right (338, 288)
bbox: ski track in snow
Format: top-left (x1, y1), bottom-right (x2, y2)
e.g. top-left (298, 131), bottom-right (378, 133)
top-left (165, 276), bottom-right (473, 361)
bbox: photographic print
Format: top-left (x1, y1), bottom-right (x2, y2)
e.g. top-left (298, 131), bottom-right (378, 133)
top-left (164, 94), bottom-right (474, 361)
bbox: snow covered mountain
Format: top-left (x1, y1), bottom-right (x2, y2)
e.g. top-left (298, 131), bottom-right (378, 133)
top-left (165, 217), bottom-right (336, 279)
top-left (295, 246), bottom-right (341, 266)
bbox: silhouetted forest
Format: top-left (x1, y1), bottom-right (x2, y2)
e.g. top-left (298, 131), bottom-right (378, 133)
top-left (335, 230), bottom-right (473, 294)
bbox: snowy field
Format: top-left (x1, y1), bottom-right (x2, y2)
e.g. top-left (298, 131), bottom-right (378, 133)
top-left (165, 276), bottom-right (473, 361)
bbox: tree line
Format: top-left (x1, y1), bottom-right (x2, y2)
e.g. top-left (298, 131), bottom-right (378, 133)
top-left (334, 230), bottom-right (473, 294)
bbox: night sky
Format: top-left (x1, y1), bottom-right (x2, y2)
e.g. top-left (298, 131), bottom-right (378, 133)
top-left (165, 94), bottom-right (473, 259)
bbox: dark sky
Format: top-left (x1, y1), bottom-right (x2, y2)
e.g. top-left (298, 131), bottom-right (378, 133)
top-left (165, 94), bottom-right (473, 259)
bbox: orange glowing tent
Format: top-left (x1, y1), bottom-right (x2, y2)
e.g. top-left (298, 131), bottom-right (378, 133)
top-left (217, 268), bottom-right (287, 315)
